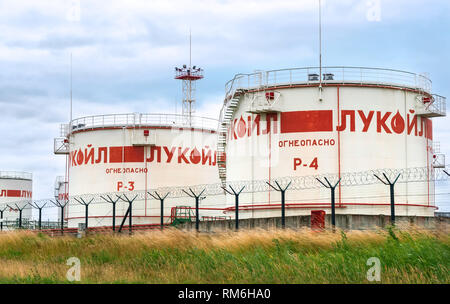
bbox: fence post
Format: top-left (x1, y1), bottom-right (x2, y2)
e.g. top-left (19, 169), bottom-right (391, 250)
top-left (148, 191), bottom-right (170, 230)
top-left (60, 205), bottom-right (64, 233)
top-left (50, 199), bottom-right (69, 235)
top-left (7, 203), bottom-right (28, 229)
top-left (374, 173), bottom-right (401, 225)
top-left (101, 195), bottom-right (120, 231)
top-left (267, 181), bottom-right (292, 229)
top-left (38, 207), bottom-right (42, 230)
top-left (118, 206), bottom-right (130, 233)
top-left (117, 194), bottom-right (138, 235)
top-left (316, 177), bottom-right (341, 230)
top-left (74, 198), bottom-right (94, 231)
top-left (30, 202), bottom-right (47, 230)
top-left (19, 209), bottom-right (22, 228)
top-left (222, 186), bottom-right (245, 230)
top-left (182, 188), bottom-right (206, 232)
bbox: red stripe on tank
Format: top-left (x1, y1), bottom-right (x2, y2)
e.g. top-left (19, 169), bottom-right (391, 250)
top-left (6, 190), bottom-right (21, 197)
top-left (280, 110), bottom-right (333, 133)
top-left (109, 146), bottom-right (145, 163)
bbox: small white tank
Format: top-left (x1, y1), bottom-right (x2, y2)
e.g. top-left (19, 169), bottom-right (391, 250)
top-left (0, 171), bottom-right (33, 222)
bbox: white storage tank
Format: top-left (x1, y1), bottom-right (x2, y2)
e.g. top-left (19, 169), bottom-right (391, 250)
top-left (55, 113), bottom-right (222, 228)
top-left (218, 67), bottom-right (446, 218)
top-left (0, 171), bottom-right (33, 223)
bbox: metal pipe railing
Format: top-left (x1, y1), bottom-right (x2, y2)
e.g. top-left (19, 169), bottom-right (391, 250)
top-left (68, 113), bottom-right (218, 133)
top-left (0, 171), bottom-right (32, 180)
top-left (224, 66), bottom-right (433, 100)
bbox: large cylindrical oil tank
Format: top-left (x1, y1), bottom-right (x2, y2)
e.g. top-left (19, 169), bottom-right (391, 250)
top-left (64, 113), bottom-right (222, 228)
top-left (220, 67), bottom-right (446, 218)
top-left (0, 171), bottom-right (33, 224)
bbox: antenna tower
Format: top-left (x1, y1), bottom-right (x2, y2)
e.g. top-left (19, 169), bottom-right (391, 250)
top-left (174, 32), bottom-right (204, 126)
top-left (318, 0), bottom-right (323, 101)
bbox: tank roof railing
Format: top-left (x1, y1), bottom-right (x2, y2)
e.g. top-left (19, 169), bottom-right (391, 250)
top-left (66, 113), bottom-right (219, 136)
top-left (225, 66), bottom-right (433, 99)
top-left (0, 171), bottom-right (32, 180)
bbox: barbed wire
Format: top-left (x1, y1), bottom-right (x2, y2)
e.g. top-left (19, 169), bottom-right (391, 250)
top-left (1, 166), bottom-right (449, 210)
top-left (1, 191), bottom-right (449, 230)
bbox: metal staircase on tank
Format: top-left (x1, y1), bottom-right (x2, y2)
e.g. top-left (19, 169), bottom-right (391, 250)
top-left (217, 89), bottom-right (246, 186)
top-left (217, 73), bottom-right (281, 186)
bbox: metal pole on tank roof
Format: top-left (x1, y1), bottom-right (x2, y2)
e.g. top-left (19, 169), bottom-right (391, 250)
top-left (189, 28), bottom-right (192, 69)
top-left (65, 53), bottom-right (73, 223)
top-left (70, 53), bottom-right (72, 124)
top-left (318, 0), bottom-right (323, 102)
top-left (189, 29), bottom-right (193, 126)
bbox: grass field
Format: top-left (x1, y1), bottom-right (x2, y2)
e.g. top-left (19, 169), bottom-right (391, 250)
top-left (0, 226), bottom-right (448, 284)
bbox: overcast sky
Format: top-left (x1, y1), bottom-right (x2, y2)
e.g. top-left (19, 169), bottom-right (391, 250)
top-left (0, 0), bottom-right (449, 210)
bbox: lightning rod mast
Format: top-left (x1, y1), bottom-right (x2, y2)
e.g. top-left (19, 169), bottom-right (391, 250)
top-left (174, 31), bottom-right (204, 126)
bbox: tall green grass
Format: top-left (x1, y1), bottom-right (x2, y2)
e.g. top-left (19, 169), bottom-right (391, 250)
top-left (0, 226), bottom-right (448, 283)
